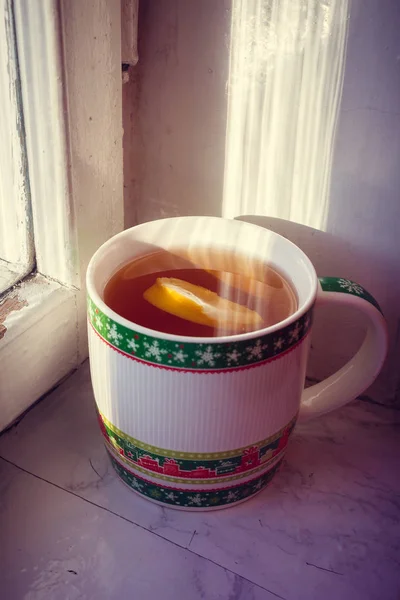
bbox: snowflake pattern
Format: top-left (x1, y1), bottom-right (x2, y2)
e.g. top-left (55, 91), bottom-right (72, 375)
top-left (194, 345), bottom-right (221, 366)
top-left (88, 297), bottom-right (312, 370)
top-left (130, 479), bottom-right (143, 491)
top-left (338, 279), bottom-right (364, 295)
top-left (187, 494), bottom-right (205, 506)
top-left (226, 348), bottom-right (241, 366)
top-left (94, 315), bottom-right (104, 330)
top-left (288, 323), bottom-right (301, 343)
top-left (319, 277), bottom-right (382, 315)
top-left (245, 339), bottom-right (268, 361)
top-left (252, 479), bottom-right (264, 492)
top-left (106, 323), bottom-right (123, 346)
top-left (164, 491), bottom-right (178, 502)
top-left (143, 340), bottom-right (168, 362)
top-left (225, 490), bottom-right (239, 503)
top-left (126, 338), bottom-right (139, 353)
top-left (274, 337), bottom-right (285, 351)
top-left (172, 349), bottom-right (188, 363)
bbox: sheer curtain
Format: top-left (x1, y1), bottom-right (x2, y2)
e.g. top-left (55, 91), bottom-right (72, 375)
top-left (222, 0), bottom-right (350, 231)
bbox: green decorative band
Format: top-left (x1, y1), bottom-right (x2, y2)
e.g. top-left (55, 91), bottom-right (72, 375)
top-left (108, 450), bottom-right (283, 508)
top-left (88, 296), bottom-right (313, 371)
top-left (319, 277), bottom-right (383, 314)
top-left (98, 411), bottom-right (296, 482)
top-left (105, 439), bottom-right (284, 485)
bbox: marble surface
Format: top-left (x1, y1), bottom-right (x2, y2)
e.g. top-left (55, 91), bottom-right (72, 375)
top-left (1, 362), bottom-right (399, 600)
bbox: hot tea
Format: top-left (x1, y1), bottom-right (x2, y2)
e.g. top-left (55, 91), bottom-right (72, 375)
top-left (103, 249), bottom-right (297, 337)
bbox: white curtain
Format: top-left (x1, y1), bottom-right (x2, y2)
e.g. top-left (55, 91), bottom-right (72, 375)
top-left (222, 0), bottom-right (350, 231)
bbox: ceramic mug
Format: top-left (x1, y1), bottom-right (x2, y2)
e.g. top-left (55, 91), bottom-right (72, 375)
top-left (86, 217), bottom-right (387, 510)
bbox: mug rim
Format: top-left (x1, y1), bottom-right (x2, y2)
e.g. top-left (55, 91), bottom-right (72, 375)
top-left (86, 216), bottom-right (318, 344)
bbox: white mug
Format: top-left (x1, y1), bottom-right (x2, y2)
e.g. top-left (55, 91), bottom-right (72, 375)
top-left (87, 217), bottom-right (387, 510)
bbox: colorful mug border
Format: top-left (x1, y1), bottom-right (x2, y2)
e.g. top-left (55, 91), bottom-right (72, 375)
top-left (98, 411), bottom-right (297, 485)
top-left (88, 296), bottom-right (313, 371)
top-left (318, 277), bottom-right (383, 313)
top-left (109, 450), bottom-right (283, 509)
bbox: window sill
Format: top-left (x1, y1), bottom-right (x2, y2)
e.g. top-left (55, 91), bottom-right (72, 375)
top-left (0, 274), bottom-right (84, 430)
top-left (0, 259), bottom-right (29, 296)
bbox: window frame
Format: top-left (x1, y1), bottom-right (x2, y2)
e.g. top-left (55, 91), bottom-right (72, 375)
top-left (0, 0), bottom-right (124, 431)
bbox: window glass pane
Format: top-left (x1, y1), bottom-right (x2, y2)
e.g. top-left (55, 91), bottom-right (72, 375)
top-left (0, 0), bottom-right (33, 295)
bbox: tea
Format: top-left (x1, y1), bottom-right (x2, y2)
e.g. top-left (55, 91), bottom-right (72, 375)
top-left (103, 250), bottom-right (297, 337)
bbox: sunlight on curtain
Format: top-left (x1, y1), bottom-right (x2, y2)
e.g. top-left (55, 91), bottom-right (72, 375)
top-left (222, 0), bottom-right (350, 231)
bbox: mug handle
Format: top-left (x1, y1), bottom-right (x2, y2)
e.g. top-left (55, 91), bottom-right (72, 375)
top-left (299, 277), bottom-right (388, 422)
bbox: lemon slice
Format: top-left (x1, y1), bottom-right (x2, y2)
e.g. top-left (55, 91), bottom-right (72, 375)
top-left (143, 277), bottom-right (263, 331)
